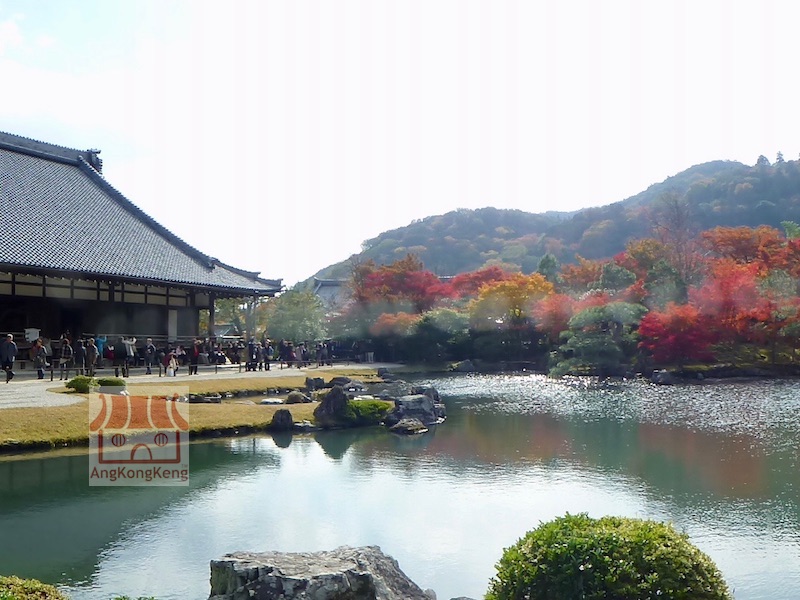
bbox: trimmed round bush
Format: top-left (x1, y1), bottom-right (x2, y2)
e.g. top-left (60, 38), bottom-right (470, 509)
top-left (486, 513), bottom-right (732, 600)
top-left (95, 377), bottom-right (126, 389)
top-left (65, 375), bottom-right (96, 394)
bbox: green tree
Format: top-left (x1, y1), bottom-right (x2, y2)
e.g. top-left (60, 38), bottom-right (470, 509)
top-left (644, 260), bottom-right (688, 308)
top-left (597, 262), bottom-right (636, 291)
top-left (781, 220), bottom-right (800, 240)
top-left (264, 291), bottom-right (327, 342)
top-left (550, 302), bottom-right (646, 377)
top-left (536, 253), bottom-right (561, 285)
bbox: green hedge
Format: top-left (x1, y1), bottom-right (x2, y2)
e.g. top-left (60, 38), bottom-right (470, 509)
top-left (486, 513), bottom-right (732, 600)
top-left (65, 376), bottom-right (126, 394)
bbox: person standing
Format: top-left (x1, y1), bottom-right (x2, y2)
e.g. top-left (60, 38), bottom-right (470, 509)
top-left (73, 338), bottom-right (86, 376)
top-left (144, 338), bottom-right (157, 375)
top-left (189, 339), bottom-right (201, 375)
top-left (0, 333), bottom-right (18, 383)
top-left (85, 338), bottom-right (99, 377)
top-left (59, 337), bottom-right (74, 380)
top-left (32, 338), bottom-right (48, 379)
top-left (117, 336), bottom-right (137, 377)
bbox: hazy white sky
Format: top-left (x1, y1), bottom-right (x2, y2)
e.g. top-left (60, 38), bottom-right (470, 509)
top-left (1, 1), bottom-right (798, 287)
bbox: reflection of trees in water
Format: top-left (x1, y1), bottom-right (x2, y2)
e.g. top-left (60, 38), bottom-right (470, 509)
top-left (0, 439), bottom-right (282, 584)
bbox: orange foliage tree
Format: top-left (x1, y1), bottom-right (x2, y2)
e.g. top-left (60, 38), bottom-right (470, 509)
top-left (469, 273), bottom-right (554, 331)
top-left (559, 255), bottom-right (604, 292)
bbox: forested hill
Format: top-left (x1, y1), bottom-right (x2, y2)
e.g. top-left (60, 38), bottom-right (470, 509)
top-left (304, 156), bottom-right (800, 284)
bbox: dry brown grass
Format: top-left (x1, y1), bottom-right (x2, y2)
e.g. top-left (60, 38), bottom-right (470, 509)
top-left (0, 367), bottom-right (380, 451)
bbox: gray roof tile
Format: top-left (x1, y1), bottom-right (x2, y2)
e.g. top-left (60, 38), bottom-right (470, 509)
top-left (0, 132), bottom-right (281, 295)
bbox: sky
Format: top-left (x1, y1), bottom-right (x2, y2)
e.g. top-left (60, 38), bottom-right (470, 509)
top-left (2, 1), bottom-right (799, 288)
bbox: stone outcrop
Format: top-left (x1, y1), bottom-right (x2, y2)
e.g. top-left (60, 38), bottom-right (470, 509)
top-left (313, 385), bottom-right (350, 428)
top-left (367, 380), bottom-right (415, 400)
top-left (208, 545), bottom-right (435, 600)
top-left (383, 394), bottom-right (446, 428)
top-left (269, 409), bottom-right (294, 432)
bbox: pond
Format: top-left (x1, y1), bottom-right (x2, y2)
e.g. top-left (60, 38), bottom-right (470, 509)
top-left (1, 374), bottom-right (799, 599)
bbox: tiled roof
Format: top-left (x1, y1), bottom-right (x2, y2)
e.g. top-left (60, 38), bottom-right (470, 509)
top-left (0, 132), bottom-right (282, 295)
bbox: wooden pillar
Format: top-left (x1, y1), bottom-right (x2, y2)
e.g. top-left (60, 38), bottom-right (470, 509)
top-left (207, 291), bottom-right (216, 341)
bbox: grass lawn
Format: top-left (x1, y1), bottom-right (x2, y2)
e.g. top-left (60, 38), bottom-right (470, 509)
top-left (0, 368), bottom-right (384, 452)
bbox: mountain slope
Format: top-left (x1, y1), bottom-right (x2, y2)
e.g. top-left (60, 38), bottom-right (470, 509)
top-left (303, 157), bottom-right (800, 285)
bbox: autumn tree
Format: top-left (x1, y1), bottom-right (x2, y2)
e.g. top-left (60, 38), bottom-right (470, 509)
top-left (616, 238), bottom-right (670, 279)
top-left (469, 273), bottom-right (554, 361)
top-left (650, 190), bottom-right (703, 284)
top-left (449, 266), bottom-right (512, 298)
top-left (638, 303), bottom-right (715, 368)
top-left (469, 273), bottom-right (554, 331)
top-left (533, 294), bottom-right (576, 344)
top-left (701, 225), bottom-right (783, 265)
top-left (559, 255), bottom-right (604, 292)
top-left (360, 254), bottom-right (448, 312)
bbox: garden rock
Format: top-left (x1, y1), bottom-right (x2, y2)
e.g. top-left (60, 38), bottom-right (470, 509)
top-left (368, 380), bottom-right (414, 400)
top-left (313, 385), bottom-right (349, 428)
top-left (208, 545), bottom-right (435, 600)
top-left (388, 418), bottom-right (429, 435)
top-left (383, 393), bottom-right (445, 427)
top-left (270, 409), bottom-right (294, 432)
top-left (285, 391), bottom-right (311, 404)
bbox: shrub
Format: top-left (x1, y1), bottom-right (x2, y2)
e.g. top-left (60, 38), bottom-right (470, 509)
top-left (343, 399), bottom-right (393, 426)
top-left (95, 377), bottom-right (126, 389)
top-left (486, 513), bottom-right (732, 600)
top-left (0, 575), bottom-right (68, 599)
top-left (65, 375), bottom-right (97, 394)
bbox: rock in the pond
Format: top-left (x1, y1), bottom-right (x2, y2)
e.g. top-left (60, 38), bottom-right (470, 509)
top-left (388, 417), bottom-right (429, 435)
top-left (208, 545), bottom-right (435, 600)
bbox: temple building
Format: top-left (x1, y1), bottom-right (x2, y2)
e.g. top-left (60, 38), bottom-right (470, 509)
top-left (0, 131), bottom-right (281, 347)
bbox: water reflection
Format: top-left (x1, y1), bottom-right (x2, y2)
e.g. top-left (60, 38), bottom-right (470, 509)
top-left (0, 375), bottom-right (798, 599)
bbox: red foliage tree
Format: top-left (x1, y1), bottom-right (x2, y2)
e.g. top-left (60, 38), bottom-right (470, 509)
top-left (449, 266), bottom-right (513, 298)
top-left (533, 294), bottom-right (576, 343)
top-left (638, 303), bottom-right (716, 367)
top-left (690, 259), bottom-right (761, 341)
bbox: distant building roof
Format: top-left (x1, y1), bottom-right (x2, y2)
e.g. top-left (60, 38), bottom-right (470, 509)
top-left (0, 132), bottom-right (281, 296)
top-left (312, 278), bottom-right (352, 313)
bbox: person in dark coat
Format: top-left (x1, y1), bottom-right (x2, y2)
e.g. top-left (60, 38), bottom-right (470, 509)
top-left (189, 339), bottom-right (201, 375)
top-left (73, 339), bottom-right (86, 376)
top-left (144, 338), bottom-right (157, 375)
top-left (0, 333), bottom-right (18, 383)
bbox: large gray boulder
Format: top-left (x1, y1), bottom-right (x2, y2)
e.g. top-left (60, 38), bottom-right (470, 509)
top-left (368, 380), bottom-right (415, 400)
top-left (313, 385), bottom-right (349, 428)
top-left (208, 545), bottom-right (435, 600)
top-left (270, 409), bottom-right (294, 432)
top-left (383, 394), bottom-right (445, 428)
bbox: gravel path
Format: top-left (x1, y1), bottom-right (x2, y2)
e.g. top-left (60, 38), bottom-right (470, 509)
top-left (0, 363), bottom-right (398, 410)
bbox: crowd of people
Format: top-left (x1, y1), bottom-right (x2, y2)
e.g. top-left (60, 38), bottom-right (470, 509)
top-left (0, 332), bottom-right (349, 382)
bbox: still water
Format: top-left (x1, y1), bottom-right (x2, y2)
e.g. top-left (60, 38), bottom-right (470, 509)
top-left (1, 374), bottom-right (799, 599)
